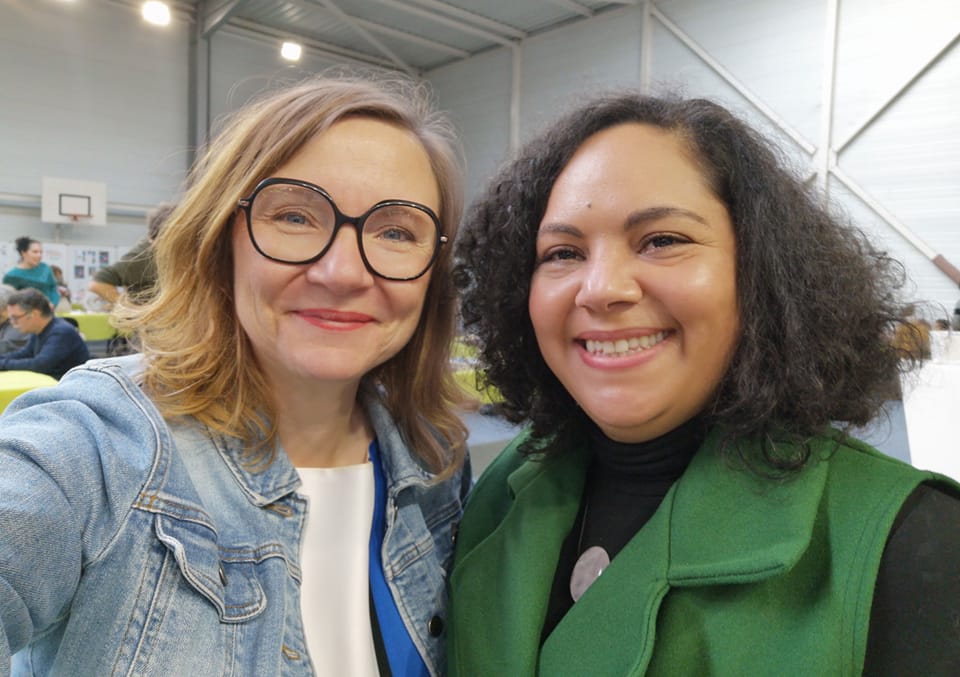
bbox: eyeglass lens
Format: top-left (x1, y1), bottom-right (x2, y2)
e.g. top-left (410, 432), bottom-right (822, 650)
top-left (248, 183), bottom-right (439, 280)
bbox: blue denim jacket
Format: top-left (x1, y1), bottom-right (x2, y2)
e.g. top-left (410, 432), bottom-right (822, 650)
top-left (0, 356), bottom-right (470, 676)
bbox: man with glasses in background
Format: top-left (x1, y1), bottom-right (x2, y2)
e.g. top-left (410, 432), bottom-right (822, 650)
top-left (0, 288), bottom-right (89, 379)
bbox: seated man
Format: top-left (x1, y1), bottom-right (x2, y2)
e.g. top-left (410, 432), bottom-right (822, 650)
top-left (0, 287), bottom-right (29, 354)
top-left (0, 288), bottom-right (89, 379)
top-left (88, 203), bottom-right (173, 306)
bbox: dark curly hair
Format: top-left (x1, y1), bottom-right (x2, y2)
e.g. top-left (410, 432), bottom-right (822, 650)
top-left (14, 236), bottom-right (38, 256)
top-left (455, 92), bottom-right (915, 473)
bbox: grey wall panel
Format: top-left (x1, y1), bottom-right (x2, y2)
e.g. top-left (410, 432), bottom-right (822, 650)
top-left (832, 0), bottom-right (960, 143)
top-left (654, 0), bottom-right (824, 144)
top-left (518, 7), bottom-right (642, 141)
top-left (0, 2), bottom-right (187, 206)
top-left (207, 30), bottom-right (348, 133)
top-left (0, 1), bottom-right (188, 245)
top-left (428, 49), bottom-right (513, 205)
top-left (838, 44), bottom-right (960, 314)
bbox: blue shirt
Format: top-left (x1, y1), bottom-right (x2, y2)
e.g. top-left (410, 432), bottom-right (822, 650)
top-left (370, 439), bottom-right (431, 677)
top-left (0, 316), bottom-right (89, 379)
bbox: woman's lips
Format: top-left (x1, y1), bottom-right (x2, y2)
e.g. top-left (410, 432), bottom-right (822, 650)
top-left (297, 309), bottom-right (374, 329)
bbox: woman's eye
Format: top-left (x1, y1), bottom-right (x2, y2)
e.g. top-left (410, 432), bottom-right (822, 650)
top-left (379, 226), bottom-right (415, 242)
top-left (278, 211), bottom-right (309, 225)
top-left (538, 247), bottom-right (581, 264)
top-left (642, 234), bottom-right (687, 251)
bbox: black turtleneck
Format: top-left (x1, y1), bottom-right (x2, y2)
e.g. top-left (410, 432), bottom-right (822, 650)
top-left (540, 417), bottom-right (706, 640)
top-left (539, 422), bottom-right (960, 673)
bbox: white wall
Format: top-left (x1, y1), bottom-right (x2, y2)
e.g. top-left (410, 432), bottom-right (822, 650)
top-left (0, 1), bottom-right (189, 247)
top-left (426, 0), bottom-right (960, 317)
top-left (426, 48), bottom-right (513, 206)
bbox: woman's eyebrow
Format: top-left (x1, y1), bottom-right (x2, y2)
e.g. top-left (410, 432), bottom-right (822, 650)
top-left (536, 222), bottom-right (583, 238)
top-left (625, 206), bottom-right (709, 229)
top-left (537, 206), bottom-right (710, 239)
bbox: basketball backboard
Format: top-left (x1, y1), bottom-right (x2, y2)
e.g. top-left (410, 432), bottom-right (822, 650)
top-left (41, 177), bottom-right (107, 226)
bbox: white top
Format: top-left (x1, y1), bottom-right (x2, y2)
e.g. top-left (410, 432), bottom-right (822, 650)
top-left (297, 463), bottom-right (379, 676)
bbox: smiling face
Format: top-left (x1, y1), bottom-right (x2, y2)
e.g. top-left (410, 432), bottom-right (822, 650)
top-left (529, 123), bottom-right (740, 443)
top-left (231, 117), bottom-right (440, 393)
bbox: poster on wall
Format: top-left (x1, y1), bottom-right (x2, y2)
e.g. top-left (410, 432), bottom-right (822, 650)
top-left (0, 242), bottom-right (18, 277)
top-left (67, 245), bottom-right (119, 309)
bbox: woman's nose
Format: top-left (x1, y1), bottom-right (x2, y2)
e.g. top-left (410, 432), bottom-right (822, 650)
top-left (305, 225), bottom-right (374, 289)
top-left (574, 252), bottom-right (643, 311)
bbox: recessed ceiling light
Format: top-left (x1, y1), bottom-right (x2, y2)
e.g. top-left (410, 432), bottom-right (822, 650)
top-left (142, 1), bottom-right (171, 27)
top-left (281, 41), bottom-right (302, 62)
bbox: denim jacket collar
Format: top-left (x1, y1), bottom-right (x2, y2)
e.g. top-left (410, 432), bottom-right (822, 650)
top-left (202, 382), bottom-right (437, 509)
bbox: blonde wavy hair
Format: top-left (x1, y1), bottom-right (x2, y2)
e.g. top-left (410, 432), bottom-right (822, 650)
top-left (114, 74), bottom-right (468, 477)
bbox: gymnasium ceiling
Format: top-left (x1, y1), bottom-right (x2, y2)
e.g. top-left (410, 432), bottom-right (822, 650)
top-left (162, 0), bottom-right (634, 73)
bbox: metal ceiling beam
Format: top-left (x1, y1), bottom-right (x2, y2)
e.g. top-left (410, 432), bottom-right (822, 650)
top-left (310, 0), bottom-right (416, 74)
top-left (228, 17), bottom-right (399, 69)
top-left (356, 20), bottom-right (471, 58)
top-left (651, 4), bottom-right (815, 155)
top-left (369, 0), bottom-right (520, 47)
top-left (835, 28), bottom-right (960, 154)
top-left (402, 0), bottom-right (526, 39)
top-left (289, 0), bottom-right (470, 58)
top-left (544, 0), bottom-right (593, 18)
top-left (201, 0), bottom-right (247, 37)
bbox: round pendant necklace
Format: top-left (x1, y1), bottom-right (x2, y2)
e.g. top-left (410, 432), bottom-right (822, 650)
top-left (569, 497), bottom-right (610, 602)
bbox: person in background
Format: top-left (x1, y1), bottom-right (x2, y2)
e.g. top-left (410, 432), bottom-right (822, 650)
top-left (0, 75), bottom-right (469, 677)
top-left (0, 288), bottom-right (89, 379)
top-left (2, 236), bottom-right (59, 307)
top-left (0, 286), bottom-right (29, 354)
top-left (891, 305), bottom-right (933, 360)
top-left (448, 93), bottom-right (960, 676)
top-left (49, 264), bottom-right (73, 313)
top-left (88, 202), bottom-right (175, 306)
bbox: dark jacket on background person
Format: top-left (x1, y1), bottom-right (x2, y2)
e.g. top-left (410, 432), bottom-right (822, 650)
top-left (0, 317), bottom-right (89, 379)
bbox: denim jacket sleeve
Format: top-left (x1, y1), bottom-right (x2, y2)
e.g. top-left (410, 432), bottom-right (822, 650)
top-left (0, 364), bottom-right (158, 671)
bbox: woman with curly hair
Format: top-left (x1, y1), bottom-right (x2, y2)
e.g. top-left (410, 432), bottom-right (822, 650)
top-left (448, 93), bottom-right (960, 675)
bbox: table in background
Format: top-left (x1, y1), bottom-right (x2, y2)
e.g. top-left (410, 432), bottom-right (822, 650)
top-left (0, 370), bottom-right (58, 412)
top-left (58, 312), bottom-right (116, 342)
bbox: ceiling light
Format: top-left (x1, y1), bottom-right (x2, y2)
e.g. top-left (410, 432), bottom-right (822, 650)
top-left (281, 41), bottom-right (302, 62)
top-left (142, 1), bottom-right (171, 26)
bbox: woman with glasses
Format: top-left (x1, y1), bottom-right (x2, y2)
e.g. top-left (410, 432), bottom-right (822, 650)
top-left (447, 93), bottom-right (960, 675)
top-left (0, 75), bottom-right (469, 677)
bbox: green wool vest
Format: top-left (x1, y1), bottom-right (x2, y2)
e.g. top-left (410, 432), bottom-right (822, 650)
top-left (448, 428), bottom-right (958, 676)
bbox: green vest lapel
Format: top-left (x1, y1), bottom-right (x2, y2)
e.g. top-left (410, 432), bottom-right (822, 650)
top-left (540, 430), bottom-right (831, 675)
top-left (667, 432), bottom-right (829, 585)
top-left (449, 447), bottom-right (588, 675)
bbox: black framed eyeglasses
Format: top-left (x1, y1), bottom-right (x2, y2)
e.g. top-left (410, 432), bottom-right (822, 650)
top-left (237, 177), bottom-right (447, 281)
